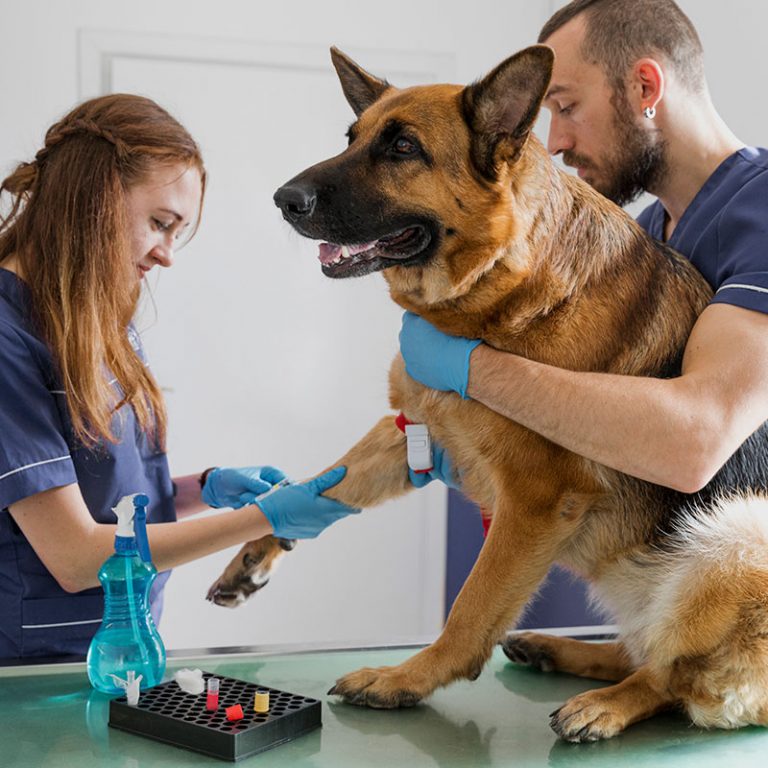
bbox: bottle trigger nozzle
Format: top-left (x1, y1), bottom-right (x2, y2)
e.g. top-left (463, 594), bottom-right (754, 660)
top-left (132, 494), bottom-right (152, 564)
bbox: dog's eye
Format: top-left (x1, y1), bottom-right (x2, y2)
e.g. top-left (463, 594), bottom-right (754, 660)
top-left (393, 137), bottom-right (418, 155)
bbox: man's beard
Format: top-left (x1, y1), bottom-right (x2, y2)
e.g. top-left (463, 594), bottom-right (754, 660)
top-left (564, 98), bottom-right (668, 208)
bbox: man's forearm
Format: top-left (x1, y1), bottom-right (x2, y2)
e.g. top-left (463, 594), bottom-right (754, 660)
top-left (467, 344), bottom-right (717, 491)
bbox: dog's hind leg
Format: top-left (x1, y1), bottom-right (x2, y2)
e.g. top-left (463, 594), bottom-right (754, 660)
top-left (552, 496), bottom-right (768, 739)
top-left (550, 664), bottom-right (675, 741)
top-left (646, 498), bottom-right (768, 731)
top-left (501, 632), bottom-right (633, 682)
top-left (657, 561), bottom-right (768, 730)
top-left (666, 608), bottom-right (768, 730)
top-left (550, 573), bottom-right (768, 740)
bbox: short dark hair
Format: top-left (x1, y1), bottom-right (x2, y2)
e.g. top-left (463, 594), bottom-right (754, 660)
top-left (538, 0), bottom-right (706, 95)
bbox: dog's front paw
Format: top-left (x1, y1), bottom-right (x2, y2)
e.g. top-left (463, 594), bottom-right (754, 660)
top-left (205, 572), bottom-right (265, 608)
top-left (328, 665), bottom-right (429, 709)
top-left (501, 632), bottom-right (556, 672)
top-left (206, 537), bottom-right (295, 607)
top-left (550, 690), bottom-right (627, 742)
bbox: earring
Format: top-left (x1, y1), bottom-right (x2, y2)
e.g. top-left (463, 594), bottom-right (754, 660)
top-left (643, 105), bottom-right (656, 120)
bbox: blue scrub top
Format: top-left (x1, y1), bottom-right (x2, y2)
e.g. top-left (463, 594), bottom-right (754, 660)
top-left (0, 268), bottom-right (176, 659)
top-left (637, 146), bottom-right (768, 315)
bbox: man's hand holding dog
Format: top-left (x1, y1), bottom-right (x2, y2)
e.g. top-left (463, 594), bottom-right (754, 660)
top-left (409, 443), bottom-right (460, 490)
top-left (399, 311), bottom-right (481, 399)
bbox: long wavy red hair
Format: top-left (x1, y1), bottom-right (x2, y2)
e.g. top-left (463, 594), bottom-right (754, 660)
top-left (0, 94), bottom-right (206, 449)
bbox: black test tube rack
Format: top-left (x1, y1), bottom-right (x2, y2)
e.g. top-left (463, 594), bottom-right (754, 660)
top-left (108, 670), bottom-right (322, 761)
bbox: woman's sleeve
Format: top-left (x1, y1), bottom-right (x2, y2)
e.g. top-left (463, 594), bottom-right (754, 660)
top-left (0, 321), bottom-right (77, 510)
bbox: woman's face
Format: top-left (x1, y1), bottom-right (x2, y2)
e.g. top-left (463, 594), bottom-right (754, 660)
top-left (125, 163), bottom-right (203, 281)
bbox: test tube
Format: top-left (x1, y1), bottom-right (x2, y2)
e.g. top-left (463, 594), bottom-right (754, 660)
top-left (206, 677), bottom-right (220, 711)
top-left (253, 690), bottom-right (270, 713)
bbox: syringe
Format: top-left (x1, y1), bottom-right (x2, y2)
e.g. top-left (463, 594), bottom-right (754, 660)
top-left (253, 477), bottom-right (291, 503)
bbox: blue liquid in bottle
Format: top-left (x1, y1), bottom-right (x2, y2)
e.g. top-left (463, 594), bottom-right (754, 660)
top-left (87, 495), bottom-right (166, 693)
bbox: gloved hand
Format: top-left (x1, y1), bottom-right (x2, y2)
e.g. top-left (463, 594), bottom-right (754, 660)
top-left (202, 465), bottom-right (288, 509)
top-left (256, 466), bottom-right (361, 539)
top-left (409, 441), bottom-right (461, 490)
top-left (399, 311), bottom-right (482, 399)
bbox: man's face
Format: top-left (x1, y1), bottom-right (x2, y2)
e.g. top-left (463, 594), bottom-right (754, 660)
top-left (542, 15), bottom-right (667, 206)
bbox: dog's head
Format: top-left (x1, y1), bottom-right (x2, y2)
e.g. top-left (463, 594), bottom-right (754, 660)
top-left (274, 46), bottom-right (554, 306)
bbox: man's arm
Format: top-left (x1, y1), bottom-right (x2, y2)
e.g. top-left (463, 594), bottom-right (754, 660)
top-left (466, 303), bottom-right (768, 492)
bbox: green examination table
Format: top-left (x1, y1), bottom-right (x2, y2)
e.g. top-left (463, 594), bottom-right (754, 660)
top-left (2, 642), bottom-right (767, 767)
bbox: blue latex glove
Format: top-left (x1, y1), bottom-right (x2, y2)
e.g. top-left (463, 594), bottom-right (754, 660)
top-left (257, 466), bottom-right (361, 539)
top-left (399, 311), bottom-right (482, 399)
top-left (409, 441), bottom-right (461, 490)
top-left (202, 465), bottom-right (288, 509)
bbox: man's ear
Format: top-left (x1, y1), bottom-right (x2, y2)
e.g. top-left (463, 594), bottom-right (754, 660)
top-left (330, 47), bottom-right (391, 117)
top-left (632, 58), bottom-right (664, 114)
top-left (462, 45), bottom-right (554, 179)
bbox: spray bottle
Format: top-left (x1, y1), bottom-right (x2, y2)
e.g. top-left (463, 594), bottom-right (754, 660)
top-left (87, 494), bottom-right (166, 693)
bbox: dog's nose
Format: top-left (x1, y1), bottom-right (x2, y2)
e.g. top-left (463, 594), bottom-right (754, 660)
top-left (273, 183), bottom-right (316, 219)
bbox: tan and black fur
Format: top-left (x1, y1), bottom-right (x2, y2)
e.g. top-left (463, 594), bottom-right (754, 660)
top-left (207, 46), bottom-right (768, 741)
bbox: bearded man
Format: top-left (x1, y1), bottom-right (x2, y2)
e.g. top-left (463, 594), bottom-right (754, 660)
top-left (399, 0), bottom-right (768, 495)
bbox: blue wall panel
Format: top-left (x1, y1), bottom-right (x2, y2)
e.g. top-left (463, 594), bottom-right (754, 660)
top-left (445, 489), bottom-right (606, 628)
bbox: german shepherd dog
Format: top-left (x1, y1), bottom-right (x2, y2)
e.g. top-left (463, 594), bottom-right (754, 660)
top-left (207, 46), bottom-right (768, 741)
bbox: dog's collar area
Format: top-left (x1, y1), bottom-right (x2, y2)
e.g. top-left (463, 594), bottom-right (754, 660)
top-left (394, 412), bottom-right (413, 434)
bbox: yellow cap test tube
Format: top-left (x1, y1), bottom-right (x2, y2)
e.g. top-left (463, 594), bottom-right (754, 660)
top-left (254, 690), bottom-right (270, 713)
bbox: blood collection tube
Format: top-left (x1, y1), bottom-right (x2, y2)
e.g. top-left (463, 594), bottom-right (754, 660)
top-left (254, 690), bottom-right (270, 713)
top-left (206, 677), bottom-right (220, 710)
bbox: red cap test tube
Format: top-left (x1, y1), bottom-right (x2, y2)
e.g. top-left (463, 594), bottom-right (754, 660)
top-left (206, 677), bottom-right (220, 711)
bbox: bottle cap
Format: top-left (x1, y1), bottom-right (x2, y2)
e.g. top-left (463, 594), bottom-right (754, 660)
top-left (112, 495), bottom-right (137, 538)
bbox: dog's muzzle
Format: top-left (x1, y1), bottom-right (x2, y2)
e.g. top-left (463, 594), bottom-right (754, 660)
top-left (273, 183), bottom-right (317, 221)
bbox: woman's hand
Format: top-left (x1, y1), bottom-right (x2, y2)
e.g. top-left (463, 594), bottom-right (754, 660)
top-left (256, 467), bottom-right (360, 538)
top-left (201, 465), bottom-right (288, 509)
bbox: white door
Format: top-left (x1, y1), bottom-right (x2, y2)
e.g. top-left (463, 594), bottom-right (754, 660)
top-left (2, 0), bottom-right (567, 652)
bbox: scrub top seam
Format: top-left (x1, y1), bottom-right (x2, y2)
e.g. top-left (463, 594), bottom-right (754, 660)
top-left (0, 455), bottom-right (73, 482)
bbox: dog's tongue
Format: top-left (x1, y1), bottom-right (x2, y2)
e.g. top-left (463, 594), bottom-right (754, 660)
top-left (317, 243), bottom-right (340, 265)
top-left (318, 241), bottom-right (376, 265)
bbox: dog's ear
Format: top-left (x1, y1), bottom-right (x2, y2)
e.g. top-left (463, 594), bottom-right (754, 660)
top-left (331, 47), bottom-right (390, 117)
top-left (462, 45), bottom-right (554, 179)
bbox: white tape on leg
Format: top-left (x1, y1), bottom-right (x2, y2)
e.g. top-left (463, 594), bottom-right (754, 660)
top-left (405, 424), bottom-right (433, 472)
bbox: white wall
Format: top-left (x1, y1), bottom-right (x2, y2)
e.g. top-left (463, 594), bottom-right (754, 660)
top-left (2, 0), bottom-right (766, 652)
top-left (0, 0), bottom-right (550, 651)
top-left (679, 0), bottom-right (768, 147)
